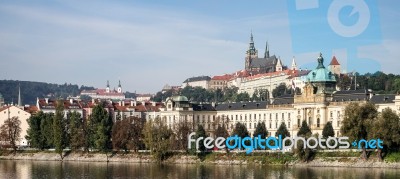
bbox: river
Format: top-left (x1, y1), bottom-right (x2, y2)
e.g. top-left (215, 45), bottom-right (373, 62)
top-left (0, 160), bottom-right (399, 178)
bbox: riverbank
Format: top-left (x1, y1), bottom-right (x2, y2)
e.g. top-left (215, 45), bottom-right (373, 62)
top-left (1, 151), bottom-right (400, 168)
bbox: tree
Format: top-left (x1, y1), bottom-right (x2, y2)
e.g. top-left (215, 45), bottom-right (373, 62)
top-left (0, 117), bottom-right (21, 154)
top-left (175, 119), bottom-right (192, 151)
top-left (272, 83), bottom-right (291, 97)
top-left (26, 111), bottom-right (45, 149)
top-left (215, 124), bottom-right (229, 152)
top-left (322, 121), bottom-right (335, 138)
top-left (41, 113), bottom-right (54, 149)
top-left (53, 100), bottom-right (67, 159)
top-left (89, 104), bottom-right (113, 153)
top-left (232, 122), bottom-right (249, 138)
top-left (195, 125), bottom-right (207, 155)
top-left (69, 111), bottom-right (84, 151)
top-left (143, 118), bottom-right (173, 161)
top-left (112, 117), bottom-right (133, 152)
top-left (276, 122), bottom-right (290, 139)
top-left (235, 92), bottom-right (250, 102)
top-left (296, 120), bottom-right (313, 162)
top-left (253, 122), bottom-right (268, 139)
top-left (252, 89), bottom-right (260, 101)
top-left (130, 117), bottom-right (145, 153)
top-left (369, 108), bottom-right (400, 161)
top-left (341, 102), bottom-right (377, 160)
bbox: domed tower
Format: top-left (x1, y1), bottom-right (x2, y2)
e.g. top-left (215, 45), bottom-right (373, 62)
top-left (245, 32), bottom-right (258, 71)
top-left (117, 80), bottom-right (122, 93)
top-left (306, 53), bottom-right (337, 94)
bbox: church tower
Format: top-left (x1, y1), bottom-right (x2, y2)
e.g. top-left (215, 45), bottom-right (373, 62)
top-left (329, 56), bottom-right (341, 75)
top-left (264, 41), bottom-right (270, 58)
top-left (18, 84), bottom-right (22, 107)
top-left (291, 56), bottom-right (297, 70)
top-left (106, 80), bottom-right (110, 93)
top-left (117, 80), bottom-right (122, 93)
top-left (245, 32), bottom-right (258, 71)
top-left (276, 57), bottom-right (283, 72)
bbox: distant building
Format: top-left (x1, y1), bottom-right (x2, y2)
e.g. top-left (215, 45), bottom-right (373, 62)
top-left (162, 84), bottom-right (181, 92)
top-left (0, 106), bottom-right (31, 146)
top-left (36, 98), bottom-right (84, 117)
top-left (0, 93), bottom-right (4, 106)
top-left (209, 74), bottom-right (232, 90)
top-left (136, 94), bottom-right (153, 101)
top-left (329, 56), bottom-right (341, 75)
top-left (245, 33), bottom-right (285, 74)
top-left (181, 76), bottom-right (211, 89)
top-left (81, 80), bottom-right (125, 100)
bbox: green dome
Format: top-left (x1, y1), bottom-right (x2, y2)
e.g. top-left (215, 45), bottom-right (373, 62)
top-left (172, 96), bottom-right (189, 102)
top-left (306, 53), bottom-right (336, 82)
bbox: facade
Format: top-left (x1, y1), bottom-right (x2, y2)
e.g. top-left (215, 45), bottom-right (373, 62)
top-left (136, 94), bottom-right (153, 102)
top-left (209, 74), bottom-right (232, 90)
top-left (81, 80), bottom-right (125, 100)
top-left (159, 53), bottom-right (400, 139)
top-left (181, 76), bottom-right (211, 89)
top-left (329, 56), bottom-right (341, 75)
top-left (0, 106), bottom-right (31, 146)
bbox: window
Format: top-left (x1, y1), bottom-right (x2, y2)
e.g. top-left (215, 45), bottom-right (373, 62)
top-left (337, 120), bottom-right (340, 127)
top-left (317, 118), bottom-right (320, 128)
top-left (330, 112), bottom-right (333, 117)
top-left (270, 113), bottom-right (272, 119)
top-left (282, 113), bottom-right (284, 119)
top-left (254, 123), bottom-right (256, 129)
top-left (249, 114), bottom-right (251, 120)
top-left (255, 114), bottom-right (257, 119)
top-left (298, 118), bottom-right (300, 127)
top-left (264, 114), bottom-right (266, 120)
top-left (288, 120), bottom-right (291, 128)
top-left (269, 120), bottom-right (272, 128)
top-left (275, 121), bottom-right (278, 128)
top-left (298, 110), bottom-right (300, 115)
top-left (276, 113), bottom-right (278, 119)
top-left (308, 117), bottom-right (312, 125)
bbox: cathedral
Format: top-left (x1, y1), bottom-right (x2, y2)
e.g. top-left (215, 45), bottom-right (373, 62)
top-left (244, 33), bottom-right (284, 74)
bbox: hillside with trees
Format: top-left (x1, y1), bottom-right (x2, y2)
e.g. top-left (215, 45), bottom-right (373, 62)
top-left (0, 80), bottom-right (95, 105)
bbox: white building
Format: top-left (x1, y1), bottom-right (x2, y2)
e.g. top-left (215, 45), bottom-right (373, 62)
top-left (0, 106), bottom-right (31, 146)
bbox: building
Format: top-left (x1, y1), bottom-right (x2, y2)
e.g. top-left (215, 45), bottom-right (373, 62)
top-left (329, 56), bottom-right (341, 75)
top-left (209, 74), bottom-right (232, 90)
top-left (36, 98), bottom-right (84, 117)
top-left (80, 80), bottom-right (125, 100)
top-left (244, 33), bottom-right (284, 74)
top-left (160, 53), bottom-right (400, 139)
top-left (0, 93), bottom-right (4, 106)
top-left (0, 106), bottom-right (31, 146)
top-left (136, 94), bottom-right (153, 102)
top-left (181, 76), bottom-right (211, 89)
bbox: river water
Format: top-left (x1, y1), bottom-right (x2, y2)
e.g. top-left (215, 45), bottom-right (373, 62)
top-left (0, 160), bottom-right (399, 179)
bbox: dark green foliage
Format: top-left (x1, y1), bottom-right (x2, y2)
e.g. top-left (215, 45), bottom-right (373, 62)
top-left (69, 111), bottom-right (84, 151)
top-left (91, 104), bottom-right (113, 152)
top-left (232, 122), bottom-right (249, 138)
top-left (41, 113), bottom-right (54, 149)
top-left (296, 120), bottom-right (314, 162)
top-left (272, 83), bottom-right (292, 97)
top-left (297, 120), bottom-right (311, 137)
top-left (276, 122), bottom-right (290, 139)
top-left (253, 122), bottom-right (268, 139)
top-left (26, 111), bottom-right (45, 149)
top-left (195, 125), bottom-right (207, 154)
top-left (322, 121), bottom-right (335, 138)
top-left (235, 92), bottom-right (250, 102)
top-left (143, 118), bottom-right (173, 161)
top-left (0, 80), bottom-right (94, 105)
top-left (53, 100), bottom-right (66, 159)
top-left (341, 102), bottom-right (378, 160)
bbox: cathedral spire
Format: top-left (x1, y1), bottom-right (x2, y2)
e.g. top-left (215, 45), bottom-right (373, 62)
top-left (118, 80), bottom-right (121, 87)
top-left (18, 84), bottom-right (22, 107)
top-left (247, 31), bottom-right (257, 56)
top-left (264, 41), bottom-right (270, 58)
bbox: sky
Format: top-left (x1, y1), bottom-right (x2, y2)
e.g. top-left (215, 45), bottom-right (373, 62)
top-left (0, 0), bottom-right (399, 93)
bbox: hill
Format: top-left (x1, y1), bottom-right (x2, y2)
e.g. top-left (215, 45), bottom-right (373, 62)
top-left (0, 80), bottom-right (95, 105)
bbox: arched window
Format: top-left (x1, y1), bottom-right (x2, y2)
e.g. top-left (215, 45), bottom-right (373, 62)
top-left (297, 118), bottom-right (300, 127)
top-left (308, 117), bottom-right (312, 125)
top-left (317, 118), bottom-right (320, 127)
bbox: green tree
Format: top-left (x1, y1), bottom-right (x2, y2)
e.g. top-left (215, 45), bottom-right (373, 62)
top-left (296, 120), bottom-right (313, 162)
top-left (232, 122), bottom-right (249, 138)
top-left (369, 108), bottom-right (400, 161)
top-left (341, 102), bottom-right (377, 160)
top-left (130, 117), bottom-right (145, 152)
top-left (253, 122), bottom-right (268, 139)
top-left (143, 118), bottom-right (173, 161)
top-left (175, 120), bottom-right (192, 151)
top-left (195, 125), bottom-right (207, 155)
top-left (276, 122), bottom-right (290, 139)
top-left (112, 117), bottom-right (133, 152)
top-left (41, 113), bottom-right (54, 149)
top-left (69, 111), bottom-right (84, 151)
top-left (89, 104), bottom-right (112, 152)
top-left (235, 92), bottom-right (250, 102)
top-left (322, 121), bottom-right (335, 138)
top-left (26, 111), bottom-right (45, 149)
top-left (53, 100), bottom-right (67, 159)
top-left (252, 89), bottom-right (260, 101)
top-left (215, 124), bottom-right (229, 152)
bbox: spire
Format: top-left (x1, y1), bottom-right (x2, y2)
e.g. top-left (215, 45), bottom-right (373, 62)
top-left (118, 80), bottom-right (121, 87)
top-left (18, 84), bottom-right (22, 107)
top-left (107, 80), bottom-right (110, 87)
top-left (264, 41), bottom-right (270, 58)
top-left (291, 56), bottom-right (297, 70)
top-left (247, 31), bottom-right (257, 55)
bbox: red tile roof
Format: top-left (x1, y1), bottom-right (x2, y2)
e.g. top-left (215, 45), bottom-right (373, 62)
top-left (212, 74), bottom-right (233, 81)
top-left (330, 56), bottom-right (340, 65)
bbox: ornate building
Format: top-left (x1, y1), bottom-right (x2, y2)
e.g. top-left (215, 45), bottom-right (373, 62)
top-left (244, 33), bottom-right (284, 74)
top-left (81, 80), bottom-right (125, 100)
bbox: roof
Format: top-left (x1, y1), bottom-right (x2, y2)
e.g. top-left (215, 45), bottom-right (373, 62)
top-left (183, 76), bottom-right (211, 83)
top-left (249, 55), bottom-right (279, 70)
top-left (329, 56), bottom-right (340, 65)
top-left (215, 101), bottom-right (268, 111)
top-left (192, 103), bottom-right (216, 111)
top-left (370, 94), bottom-right (396, 104)
top-left (212, 74), bottom-right (233, 81)
top-left (306, 54), bottom-right (336, 82)
top-left (171, 96), bottom-right (189, 102)
top-left (332, 89), bottom-right (370, 102)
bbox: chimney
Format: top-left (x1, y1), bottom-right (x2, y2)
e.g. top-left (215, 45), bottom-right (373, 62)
top-left (118, 101), bottom-right (122, 106)
top-left (45, 98), bottom-right (49, 104)
top-left (130, 100), bottom-right (134, 106)
top-left (122, 101), bottom-right (125, 106)
top-left (152, 102), bottom-right (156, 106)
top-left (92, 98), bottom-right (95, 104)
top-left (133, 101), bottom-right (137, 106)
top-left (69, 99), bottom-right (73, 104)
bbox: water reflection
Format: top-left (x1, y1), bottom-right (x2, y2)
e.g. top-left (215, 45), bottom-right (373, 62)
top-left (0, 160), bottom-right (399, 179)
